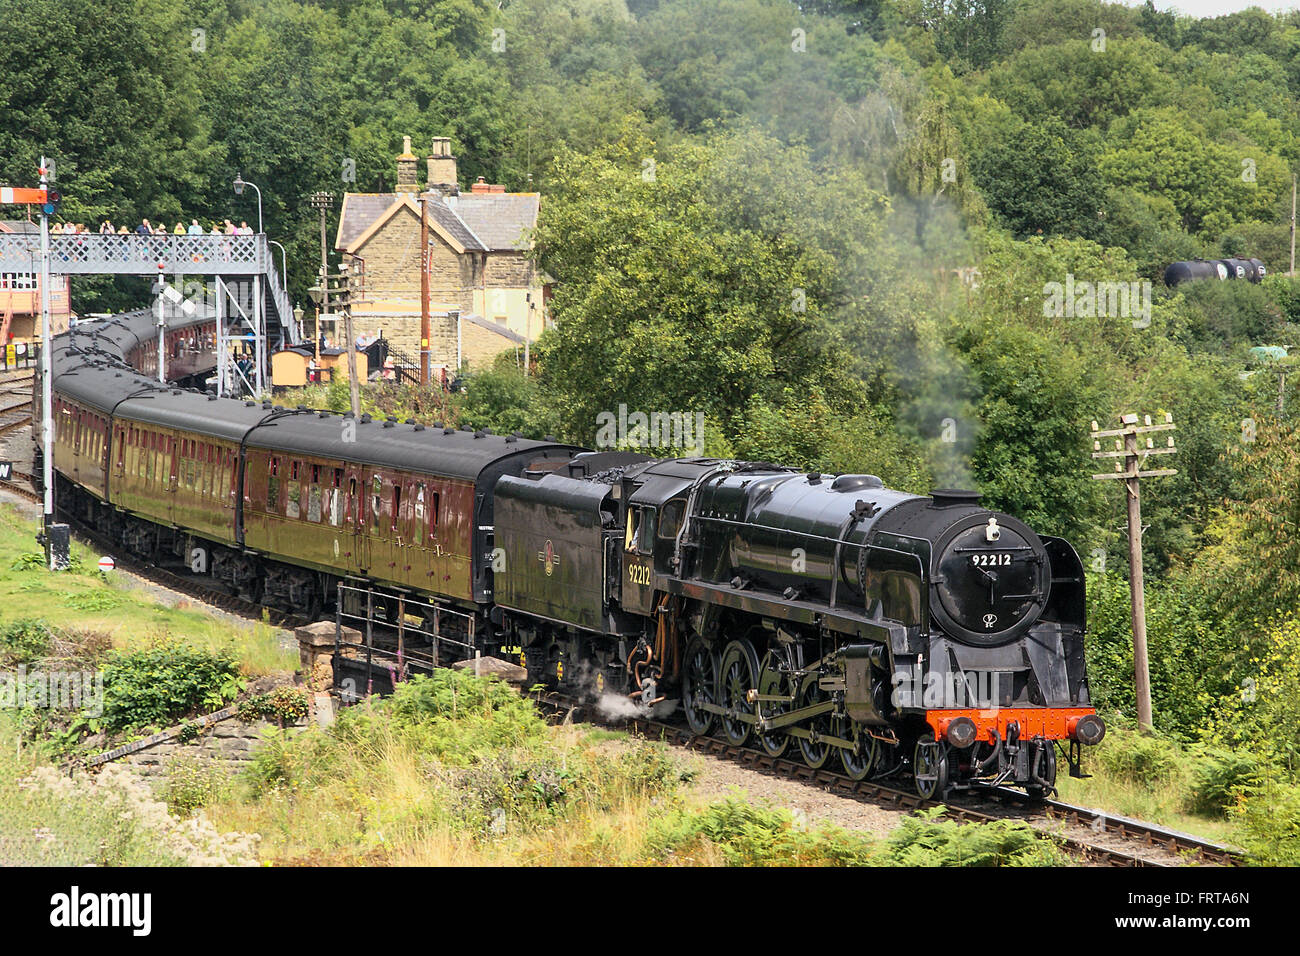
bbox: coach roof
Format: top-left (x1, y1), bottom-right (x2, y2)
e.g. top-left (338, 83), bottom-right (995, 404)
top-left (244, 411), bottom-right (579, 481)
top-left (114, 388), bottom-right (277, 441)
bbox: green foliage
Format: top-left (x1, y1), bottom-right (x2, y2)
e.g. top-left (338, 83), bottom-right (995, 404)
top-left (648, 797), bottom-right (879, 866)
top-left (237, 686), bottom-right (309, 726)
top-left (1205, 615), bottom-right (1300, 774)
top-left (97, 644), bottom-right (244, 736)
top-left (1189, 748), bottom-right (1265, 817)
top-left (0, 618), bottom-right (53, 667)
top-left (161, 755), bottom-right (229, 818)
top-left (878, 806), bottom-right (1068, 866)
top-left (646, 800), bottom-right (1064, 866)
top-left (1230, 778), bottom-right (1300, 866)
top-left (1093, 726), bottom-right (1187, 790)
top-left (532, 124), bottom-right (886, 449)
top-left (970, 117), bottom-right (1105, 240)
top-left (453, 360), bottom-right (564, 440)
top-left (1085, 573), bottom-right (1236, 738)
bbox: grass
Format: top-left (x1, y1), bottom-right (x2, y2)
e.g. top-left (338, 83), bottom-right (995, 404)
top-left (192, 670), bottom-right (1069, 867)
top-left (0, 502), bottom-right (296, 676)
top-left (1055, 724), bottom-right (1241, 846)
top-left (0, 714), bottom-right (258, 865)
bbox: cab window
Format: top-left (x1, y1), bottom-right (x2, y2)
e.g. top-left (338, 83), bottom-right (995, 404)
top-left (658, 499), bottom-right (685, 540)
top-left (625, 506), bottom-right (656, 554)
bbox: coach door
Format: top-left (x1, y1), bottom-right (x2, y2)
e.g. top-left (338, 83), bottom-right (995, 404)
top-left (341, 469), bottom-right (369, 575)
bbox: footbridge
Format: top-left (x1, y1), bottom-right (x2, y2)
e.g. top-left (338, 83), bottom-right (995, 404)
top-left (0, 232), bottom-right (298, 347)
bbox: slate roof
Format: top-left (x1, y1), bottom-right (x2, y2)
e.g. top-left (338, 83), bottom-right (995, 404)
top-left (336, 191), bottom-right (538, 254)
top-left (447, 194), bottom-right (539, 251)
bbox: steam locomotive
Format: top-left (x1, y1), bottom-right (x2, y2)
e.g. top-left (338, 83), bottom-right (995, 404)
top-left (38, 308), bottom-right (1104, 799)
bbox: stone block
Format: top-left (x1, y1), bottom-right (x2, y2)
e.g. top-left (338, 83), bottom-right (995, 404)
top-left (450, 655), bottom-right (528, 686)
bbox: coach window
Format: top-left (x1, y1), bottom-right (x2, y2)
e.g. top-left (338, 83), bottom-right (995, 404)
top-left (429, 491), bottom-right (441, 538)
top-left (308, 466), bottom-right (323, 522)
top-left (390, 483), bottom-right (403, 533)
top-left (371, 476), bottom-right (383, 531)
top-left (345, 476), bottom-right (358, 526)
top-left (268, 457), bottom-right (281, 513)
top-left (328, 469), bottom-right (343, 526)
top-left (286, 461), bottom-right (301, 519)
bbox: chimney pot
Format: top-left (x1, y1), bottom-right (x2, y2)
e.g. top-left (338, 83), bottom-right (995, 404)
top-left (396, 134), bottom-right (418, 191)
top-left (426, 136), bottom-right (458, 191)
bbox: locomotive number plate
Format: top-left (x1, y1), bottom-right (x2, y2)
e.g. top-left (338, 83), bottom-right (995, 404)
top-left (629, 564), bottom-right (652, 586)
top-left (970, 553), bottom-right (1013, 567)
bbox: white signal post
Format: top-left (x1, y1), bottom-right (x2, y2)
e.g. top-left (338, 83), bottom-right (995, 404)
top-left (38, 159), bottom-right (54, 553)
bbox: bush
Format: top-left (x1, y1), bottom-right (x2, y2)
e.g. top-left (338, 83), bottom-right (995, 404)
top-left (334, 670), bottom-right (547, 764)
top-left (879, 806), bottom-right (1068, 867)
top-left (237, 686), bottom-right (309, 725)
top-left (1230, 779), bottom-right (1300, 866)
top-left (96, 644), bottom-right (244, 736)
top-left (644, 801), bottom-right (1066, 867)
top-left (648, 797), bottom-right (879, 866)
top-left (162, 756), bottom-right (229, 817)
top-left (1093, 726), bottom-right (1187, 791)
top-left (0, 618), bottom-right (53, 667)
top-left (1189, 748), bottom-right (1264, 817)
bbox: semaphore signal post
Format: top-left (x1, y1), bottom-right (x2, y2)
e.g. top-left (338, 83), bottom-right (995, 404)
top-left (0, 163), bottom-right (66, 570)
top-left (1090, 412), bottom-right (1177, 731)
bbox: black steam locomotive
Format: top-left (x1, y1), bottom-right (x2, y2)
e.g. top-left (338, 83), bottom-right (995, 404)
top-left (40, 308), bottom-right (1105, 799)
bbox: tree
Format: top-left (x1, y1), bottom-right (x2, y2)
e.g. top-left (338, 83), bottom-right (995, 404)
top-left (970, 118), bottom-right (1105, 240)
top-left (532, 125), bottom-right (887, 448)
top-left (0, 0), bottom-right (219, 224)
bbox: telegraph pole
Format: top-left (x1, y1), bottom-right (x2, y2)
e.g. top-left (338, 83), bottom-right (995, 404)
top-left (1090, 413), bottom-right (1177, 731)
top-left (419, 192), bottom-right (430, 385)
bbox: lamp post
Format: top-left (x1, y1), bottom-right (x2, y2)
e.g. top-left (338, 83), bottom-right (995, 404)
top-left (268, 238), bottom-right (288, 287)
top-left (232, 174), bottom-right (263, 234)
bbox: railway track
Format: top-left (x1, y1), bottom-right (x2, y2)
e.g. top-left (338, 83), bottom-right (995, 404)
top-left (0, 471), bottom-right (1246, 868)
top-left (0, 401), bottom-right (32, 434)
top-left (528, 690), bottom-right (1244, 868)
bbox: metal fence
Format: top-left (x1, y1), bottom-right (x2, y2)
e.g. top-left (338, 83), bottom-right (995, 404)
top-left (334, 582), bottom-right (476, 693)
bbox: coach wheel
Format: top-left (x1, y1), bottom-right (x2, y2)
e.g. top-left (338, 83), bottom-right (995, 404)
top-left (1026, 740), bottom-right (1058, 799)
top-left (718, 639), bottom-right (760, 747)
top-left (914, 737), bottom-right (950, 800)
top-left (682, 636), bottom-right (719, 736)
top-left (840, 724), bottom-right (878, 781)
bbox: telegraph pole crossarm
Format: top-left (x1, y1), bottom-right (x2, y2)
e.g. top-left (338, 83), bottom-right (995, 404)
top-left (1088, 412), bottom-right (1177, 732)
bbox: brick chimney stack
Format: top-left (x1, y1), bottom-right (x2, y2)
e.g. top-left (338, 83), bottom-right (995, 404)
top-left (426, 137), bottom-right (458, 194)
top-left (396, 135), bottom-right (418, 191)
